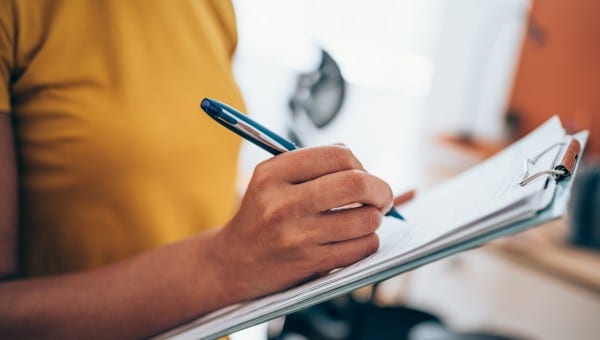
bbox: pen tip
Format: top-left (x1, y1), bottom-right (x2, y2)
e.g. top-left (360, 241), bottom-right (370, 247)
top-left (386, 208), bottom-right (405, 221)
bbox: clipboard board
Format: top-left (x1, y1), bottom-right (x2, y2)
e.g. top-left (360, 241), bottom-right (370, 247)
top-left (158, 127), bottom-right (588, 340)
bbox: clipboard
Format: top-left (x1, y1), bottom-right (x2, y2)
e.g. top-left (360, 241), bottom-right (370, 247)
top-left (157, 127), bottom-right (588, 340)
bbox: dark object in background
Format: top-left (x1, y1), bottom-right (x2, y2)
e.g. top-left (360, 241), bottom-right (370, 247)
top-left (268, 296), bottom-right (518, 340)
top-left (569, 164), bottom-right (600, 249)
top-left (409, 322), bottom-right (517, 340)
top-left (288, 49), bottom-right (346, 147)
top-left (268, 296), bottom-right (440, 340)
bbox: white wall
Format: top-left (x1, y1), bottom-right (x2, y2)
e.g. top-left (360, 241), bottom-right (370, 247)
top-left (232, 0), bottom-right (531, 183)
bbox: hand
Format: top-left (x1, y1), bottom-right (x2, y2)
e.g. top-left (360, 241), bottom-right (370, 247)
top-left (207, 146), bottom-right (394, 303)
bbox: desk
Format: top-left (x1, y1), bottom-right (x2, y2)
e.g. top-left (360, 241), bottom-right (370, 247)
top-left (491, 219), bottom-right (600, 295)
top-left (397, 243), bottom-right (600, 340)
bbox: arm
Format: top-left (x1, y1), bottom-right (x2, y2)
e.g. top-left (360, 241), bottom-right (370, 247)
top-left (0, 113), bottom-right (393, 338)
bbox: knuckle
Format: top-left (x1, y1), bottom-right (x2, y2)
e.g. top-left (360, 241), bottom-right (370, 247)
top-left (252, 160), bottom-right (273, 186)
top-left (347, 171), bottom-right (369, 193)
top-left (278, 230), bottom-right (303, 252)
top-left (261, 200), bottom-right (286, 225)
top-left (361, 207), bottom-right (382, 231)
top-left (327, 146), bottom-right (357, 170)
top-left (280, 242), bottom-right (322, 280)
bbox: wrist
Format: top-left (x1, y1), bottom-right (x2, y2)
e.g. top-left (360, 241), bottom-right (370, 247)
top-left (189, 228), bottom-right (240, 311)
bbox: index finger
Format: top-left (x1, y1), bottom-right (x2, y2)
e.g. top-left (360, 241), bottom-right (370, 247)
top-left (265, 146), bottom-right (365, 184)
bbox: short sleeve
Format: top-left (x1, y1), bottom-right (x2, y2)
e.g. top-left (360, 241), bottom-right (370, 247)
top-left (0, 1), bottom-right (14, 113)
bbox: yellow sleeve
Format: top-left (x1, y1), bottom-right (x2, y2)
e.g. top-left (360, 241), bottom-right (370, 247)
top-left (0, 1), bottom-right (14, 112)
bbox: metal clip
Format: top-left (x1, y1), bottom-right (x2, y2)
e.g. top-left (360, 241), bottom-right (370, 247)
top-left (519, 138), bottom-right (581, 186)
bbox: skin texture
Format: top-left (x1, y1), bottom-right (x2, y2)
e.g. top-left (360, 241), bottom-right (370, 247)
top-left (0, 114), bottom-right (396, 339)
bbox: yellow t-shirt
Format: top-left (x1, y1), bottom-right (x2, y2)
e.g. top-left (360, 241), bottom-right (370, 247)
top-left (0, 0), bottom-right (245, 276)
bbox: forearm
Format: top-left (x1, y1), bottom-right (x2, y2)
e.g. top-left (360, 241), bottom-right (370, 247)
top-left (0, 230), bottom-right (231, 339)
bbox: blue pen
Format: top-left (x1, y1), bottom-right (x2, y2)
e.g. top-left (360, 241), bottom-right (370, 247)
top-left (200, 98), bottom-right (405, 221)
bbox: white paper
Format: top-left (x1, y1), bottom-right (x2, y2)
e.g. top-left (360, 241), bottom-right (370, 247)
top-left (158, 116), bottom-right (566, 340)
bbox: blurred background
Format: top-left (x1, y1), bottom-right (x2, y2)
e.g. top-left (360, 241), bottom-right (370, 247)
top-left (229, 0), bottom-right (600, 339)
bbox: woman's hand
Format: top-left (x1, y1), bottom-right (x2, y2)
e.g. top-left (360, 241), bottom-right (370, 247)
top-left (207, 146), bottom-right (394, 303)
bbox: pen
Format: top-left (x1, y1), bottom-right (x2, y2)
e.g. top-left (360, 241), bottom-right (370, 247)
top-left (200, 97), bottom-right (405, 221)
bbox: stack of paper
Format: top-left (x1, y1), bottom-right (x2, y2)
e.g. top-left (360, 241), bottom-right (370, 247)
top-left (157, 117), bottom-right (586, 339)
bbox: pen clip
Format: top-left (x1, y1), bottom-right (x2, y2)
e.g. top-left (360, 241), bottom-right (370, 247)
top-left (235, 118), bottom-right (290, 154)
top-left (215, 110), bottom-right (290, 154)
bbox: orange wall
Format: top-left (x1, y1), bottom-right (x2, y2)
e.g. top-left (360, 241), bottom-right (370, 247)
top-left (508, 0), bottom-right (600, 156)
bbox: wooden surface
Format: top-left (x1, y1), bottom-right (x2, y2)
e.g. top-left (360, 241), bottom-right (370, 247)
top-left (490, 218), bottom-right (600, 294)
